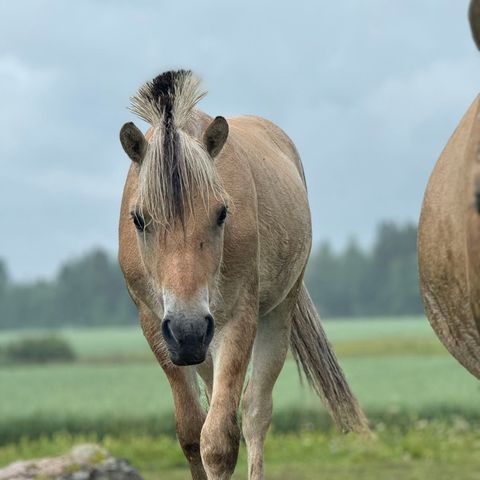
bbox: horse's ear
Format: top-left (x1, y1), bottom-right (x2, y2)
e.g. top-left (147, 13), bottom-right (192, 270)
top-left (119, 122), bottom-right (147, 163)
top-left (470, 0), bottom-right (480, 50)
top-left (203, 116), bottom-right (229, 158)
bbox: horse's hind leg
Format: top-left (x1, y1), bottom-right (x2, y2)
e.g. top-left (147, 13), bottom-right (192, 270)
top-left (196, 352), bottom-right (214, 401)
top-left (241, 295), bottom-right (295, 480)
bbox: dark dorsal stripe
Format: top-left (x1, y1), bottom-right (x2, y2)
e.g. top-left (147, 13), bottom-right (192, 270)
top-left (149, 70), bottom-right (191, 123)
top-left (148, 70), bottom-right (192, 226)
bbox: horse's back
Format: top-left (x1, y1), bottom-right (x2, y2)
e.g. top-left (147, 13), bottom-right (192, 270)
top-left (418, 95), bottom-right (480, 378)
top-left (225, 115), bottom-right (312, 314)
top-left (229, 115), bottom-right (306, 182)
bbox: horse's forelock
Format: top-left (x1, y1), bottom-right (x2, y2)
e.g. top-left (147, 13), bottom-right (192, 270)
top-left (130, 70), bottom-right (226, 227)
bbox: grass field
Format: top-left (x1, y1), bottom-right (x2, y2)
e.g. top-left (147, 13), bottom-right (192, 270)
top-left (0, 316), bottom-right (444, 359)
top-left (2, 425), bottom-right (480, 480)
top-left (1, 318), bottom-right (480, 478)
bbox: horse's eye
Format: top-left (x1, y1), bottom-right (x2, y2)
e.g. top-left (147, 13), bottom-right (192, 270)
top-left (131, 211), bottom-right (146, 232)
top-left (217, 206), bottom-right (228, 226)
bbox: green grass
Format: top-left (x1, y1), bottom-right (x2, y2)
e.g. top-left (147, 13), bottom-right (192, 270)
top-left (0, 317), bottom-right (440, 359)
top-left (0, 355), bottom-right (475, 426)
top-left (0, 327), bottom-right (152, 361)
top-left (1, 317), bottom-right (480, 478)
top-left (323, 317), bottom-right (434, 341)
top-left (0, 318), bottom-right (479, 444)
top-left (2, 424), bottom-right (480, 480)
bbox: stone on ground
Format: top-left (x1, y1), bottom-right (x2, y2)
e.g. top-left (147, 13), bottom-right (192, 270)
top-left (0, 444), bottom-right (144, 480)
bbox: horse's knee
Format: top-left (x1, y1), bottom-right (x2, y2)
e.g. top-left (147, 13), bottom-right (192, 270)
top-left (176, 412), bottom-right (206, 473)
top-left (201, 413), bottom-right (241, 478)
top-left (178, 432), bottom-right (207, 480)
top-left (180, 439), bottom-right (201, 462)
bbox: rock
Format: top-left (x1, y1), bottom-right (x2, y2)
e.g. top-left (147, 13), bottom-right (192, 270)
top-left (0, 444), bottom-right (144, 480)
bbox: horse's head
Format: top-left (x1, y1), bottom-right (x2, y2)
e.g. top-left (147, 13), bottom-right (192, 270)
top-left (119, 71), bottom-right (229, 366)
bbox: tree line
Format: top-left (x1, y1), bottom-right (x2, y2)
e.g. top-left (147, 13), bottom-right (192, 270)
top-left (305, 222), bottom-right (422, 317)
top-left (0, 221), bottom-right (422, 329)
top-left (0, 250), bottom-right (135, 329)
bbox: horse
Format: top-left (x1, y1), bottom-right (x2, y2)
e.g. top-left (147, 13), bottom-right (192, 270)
top-left (418, 0), bottom-right (480, 379)
top-left (118, 70), bottom-right (369, 480)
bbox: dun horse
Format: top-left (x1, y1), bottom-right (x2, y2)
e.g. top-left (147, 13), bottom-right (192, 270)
top-left (418, 0), bottom-right (480, 379)
top-left (118, 70), bottom-right (368, 480)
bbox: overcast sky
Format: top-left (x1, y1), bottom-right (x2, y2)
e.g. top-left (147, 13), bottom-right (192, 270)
top-left (0, 0), bottom-right (479, 281)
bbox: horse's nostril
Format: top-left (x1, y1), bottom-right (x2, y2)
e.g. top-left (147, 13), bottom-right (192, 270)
top-left (162, 318), bottom-right (178, 346)
top-left (204, 315), bottom-right (215, 344)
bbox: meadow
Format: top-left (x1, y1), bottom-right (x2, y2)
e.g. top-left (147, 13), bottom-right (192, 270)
top-left (1, 318), bottom-right (480, 479)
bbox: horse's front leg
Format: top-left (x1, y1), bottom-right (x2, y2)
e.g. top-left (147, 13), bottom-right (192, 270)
top-left (200, 298), bottom-right (257, 480)
top-left (167, 366), bottom-right (208, 480)
top-left (140, 308), bottom-right (207, 480)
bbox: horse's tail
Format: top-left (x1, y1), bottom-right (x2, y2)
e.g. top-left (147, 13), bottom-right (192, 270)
top-left (290, 284), bottom-right (370, 434)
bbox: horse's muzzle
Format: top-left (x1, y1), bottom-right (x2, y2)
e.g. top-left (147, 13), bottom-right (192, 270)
top-left (161, 314), bottom-right (214, 366)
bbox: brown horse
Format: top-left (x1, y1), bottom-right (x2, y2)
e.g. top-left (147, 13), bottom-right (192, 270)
top-left (118, 70), bottom-right (368, 480)
top-left (418, 1), bottom-right (480, 379)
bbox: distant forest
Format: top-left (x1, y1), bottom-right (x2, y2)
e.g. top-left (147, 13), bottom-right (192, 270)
top-left (0, 221), bottom-right (422, 329)
top-left (305, 222), bottom-right (421, 317)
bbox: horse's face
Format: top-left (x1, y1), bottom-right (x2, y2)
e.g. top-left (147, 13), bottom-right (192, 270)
top-left (120, 116), bottom-right (229, 366)
top-left (133, 201), bottom-right (227, 366)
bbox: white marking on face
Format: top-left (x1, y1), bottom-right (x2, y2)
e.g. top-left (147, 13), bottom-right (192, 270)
top-left (162, 287), bottom-right (210, 320)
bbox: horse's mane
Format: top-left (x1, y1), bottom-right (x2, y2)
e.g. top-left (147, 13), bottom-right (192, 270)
top-left (129, 70), bottom-right (226, 227)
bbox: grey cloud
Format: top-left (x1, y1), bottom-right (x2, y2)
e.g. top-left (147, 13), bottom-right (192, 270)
top-left (0, 0), bottom-right (478, 279)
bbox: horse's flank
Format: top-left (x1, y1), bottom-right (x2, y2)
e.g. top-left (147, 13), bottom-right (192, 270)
top-left (418, 96), bottom-right (480, 379)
